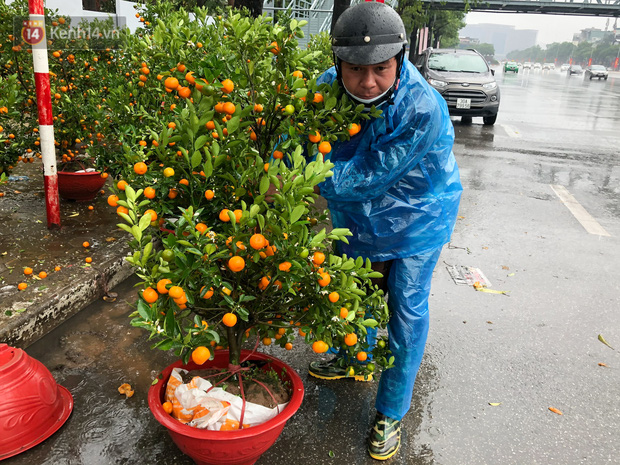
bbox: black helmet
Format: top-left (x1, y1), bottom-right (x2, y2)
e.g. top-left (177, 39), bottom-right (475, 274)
top-left (332, 2), bottom-right (407, 66)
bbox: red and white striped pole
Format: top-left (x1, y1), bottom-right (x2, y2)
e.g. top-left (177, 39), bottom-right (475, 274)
top-left (26, 0), bottom-right (61, 228)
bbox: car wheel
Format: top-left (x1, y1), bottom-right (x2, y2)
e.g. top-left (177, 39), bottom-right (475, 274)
top-left (589, 76), bottom-right (593, 80)
top-left (605, 77), bottom-right (608, 80)
top-left (461, 116), bottom-right (472, 125)
top-left (483, 115), bottom-right (497, 126)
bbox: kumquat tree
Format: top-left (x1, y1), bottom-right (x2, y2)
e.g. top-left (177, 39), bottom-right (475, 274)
top-left (2, 0), bottom-right (111, 171)
top-left (109, 5), bottom-right (394, 378)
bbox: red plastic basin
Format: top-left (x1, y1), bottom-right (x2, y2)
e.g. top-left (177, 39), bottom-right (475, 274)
top-left (148, 350), bottom-right (304, 465)
top-left (57, 171), bottom-right (106, 202)
top-left (0, 344), bottom-right (73, 461)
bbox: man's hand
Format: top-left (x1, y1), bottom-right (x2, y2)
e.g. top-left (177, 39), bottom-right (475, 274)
top-left (265, 180), bottom-right (279, 203)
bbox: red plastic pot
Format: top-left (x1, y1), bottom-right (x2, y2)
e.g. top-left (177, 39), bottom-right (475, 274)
top-left (0, 344), bottom-right (73, 461)
top-left (57, 171), bottom-right (106, 202)
top-left (148, 350), bottom-right (304, 465)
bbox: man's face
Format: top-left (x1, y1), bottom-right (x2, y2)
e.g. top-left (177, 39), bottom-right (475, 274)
top-left (340, 58), bottom-right (398, 100)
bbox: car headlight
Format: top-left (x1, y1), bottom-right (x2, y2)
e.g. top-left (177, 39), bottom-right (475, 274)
top-left (428, 79), bottom-right (447, 88)
top-left (482, 82), bottom-right (497, 90)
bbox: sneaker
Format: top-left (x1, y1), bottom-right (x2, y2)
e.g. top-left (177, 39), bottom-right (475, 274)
top-left (308, 357), bottom-right (373, 382)
top-left (367, 412), bottom-right (401, 461)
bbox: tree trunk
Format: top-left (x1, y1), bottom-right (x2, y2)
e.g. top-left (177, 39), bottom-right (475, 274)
top-left (331, 0), bottom-right (350, 34)
top-left (428, 13), bottom-right (435, 51)
top-left (234, 0), bottom-right (262, 17)
top-left (227, 326), bottom-right (242, 366)
top-left (409, 26), bottom-right (418, 63)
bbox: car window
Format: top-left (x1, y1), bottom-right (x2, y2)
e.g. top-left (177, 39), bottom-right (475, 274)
top-left (428, 53), bottom-right (488, 73)
top-left (590, 65), bottom-right (605, 71)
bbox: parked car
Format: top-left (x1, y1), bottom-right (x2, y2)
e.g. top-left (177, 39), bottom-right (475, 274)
top-left (415, 48), bottom-right (500, 125)
top-left (560, 63), bottom-right (570, 71)
top-left (504, 61), bottom-right (519, 73)
top-left (523, 62), bottom-right (532, 69)
top-left (584, 65), bottom-right (608, 80)
top-left (533, 62), bottom-right (542, 69)
top-left (567, 64), bottom-right (584, 76)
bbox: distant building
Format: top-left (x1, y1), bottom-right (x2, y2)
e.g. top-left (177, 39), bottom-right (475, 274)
top-left (573, 28), bottom-right (607, 44)
top-left (459, 23), bottom-right (537, 59)
top-left (459, 36), bottom-right (480, 46)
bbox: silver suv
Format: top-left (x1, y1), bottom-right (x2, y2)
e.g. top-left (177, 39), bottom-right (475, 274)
top-left (415, 48), bottom-right (500, 125)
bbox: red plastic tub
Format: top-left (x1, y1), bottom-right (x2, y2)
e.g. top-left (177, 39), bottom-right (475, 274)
top-left (57, 171), bottom-right (106, 202)
top-left (147, 350), bottom-right (304, 465)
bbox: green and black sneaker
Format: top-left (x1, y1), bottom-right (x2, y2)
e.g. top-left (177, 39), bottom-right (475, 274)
top-left (308, 357), bottom-right (373, 382)
top-left (367, 412), bottom-right (401, 461)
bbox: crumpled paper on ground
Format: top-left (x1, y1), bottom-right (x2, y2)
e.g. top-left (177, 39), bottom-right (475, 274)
top-left (165, 367), bottom-right (289, 430)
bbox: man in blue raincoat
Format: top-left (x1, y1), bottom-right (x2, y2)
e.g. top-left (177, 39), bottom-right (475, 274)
top-left (307, 2), bottom-right (462, 460)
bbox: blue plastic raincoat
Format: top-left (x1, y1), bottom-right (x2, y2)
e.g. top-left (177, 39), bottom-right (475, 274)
top-left (318, 61), bottom-right (462, 420)
top-left (317, 61), bottom-right (462, 261)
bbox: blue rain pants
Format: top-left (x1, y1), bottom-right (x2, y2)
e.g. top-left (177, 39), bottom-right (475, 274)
top-left (374, 248), bottom-right (443, 421)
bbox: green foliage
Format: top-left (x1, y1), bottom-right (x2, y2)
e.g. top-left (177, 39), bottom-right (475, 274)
top-left (396, 0), bottom-right (465, 47)
top-left (0, 75), bottom-right (28, 173)
top-left (108, 6), bottom-right (391, 376)
top-left (306, 31), bottom-right (334, 71)
top-left (507, 40), bottom-right (620, 67)
top-left (431, 11), bottom-right (466, 49)
top-left (138, 0), bottom-right (228, 11)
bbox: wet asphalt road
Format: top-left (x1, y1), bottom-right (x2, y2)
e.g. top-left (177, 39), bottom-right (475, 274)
top-left (7, 67), bottom-right (620, 465)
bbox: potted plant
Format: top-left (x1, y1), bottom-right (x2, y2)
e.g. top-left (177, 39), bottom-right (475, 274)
top-left (108, 5), bottom-right (394, 464)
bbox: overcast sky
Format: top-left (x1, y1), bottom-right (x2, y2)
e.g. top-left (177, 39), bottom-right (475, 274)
top-left (465, 12), bottom-right (617, 47)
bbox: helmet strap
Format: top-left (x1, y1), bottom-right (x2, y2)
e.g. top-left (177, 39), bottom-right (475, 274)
top-left (334, 51), bottom-right (343, 83)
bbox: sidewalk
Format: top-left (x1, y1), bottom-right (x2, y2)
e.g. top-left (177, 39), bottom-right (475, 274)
top-left (0, 161), bottom-right (133, 348)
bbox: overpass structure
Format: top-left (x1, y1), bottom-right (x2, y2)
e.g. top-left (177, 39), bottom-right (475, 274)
top-left (422, 0), bottom-right (620, 17)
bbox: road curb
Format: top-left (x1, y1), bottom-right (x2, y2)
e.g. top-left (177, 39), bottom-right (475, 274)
top-left (0, 240), bottom-right (133, 348)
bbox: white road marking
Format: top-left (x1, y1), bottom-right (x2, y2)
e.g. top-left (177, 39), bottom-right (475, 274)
top-left (550, 185), bottom-right (611, 237)
top-left (501, 124), bottom-right (521, 138)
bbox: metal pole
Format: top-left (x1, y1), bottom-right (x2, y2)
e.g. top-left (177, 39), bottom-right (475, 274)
top-left (331, 0), bottom-right (350, 35)
top-left (27, 0), bottom-right (60, 228)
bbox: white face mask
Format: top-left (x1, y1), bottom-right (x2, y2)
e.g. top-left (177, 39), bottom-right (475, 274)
top-left (342, 78), bottom-right (397, 108)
